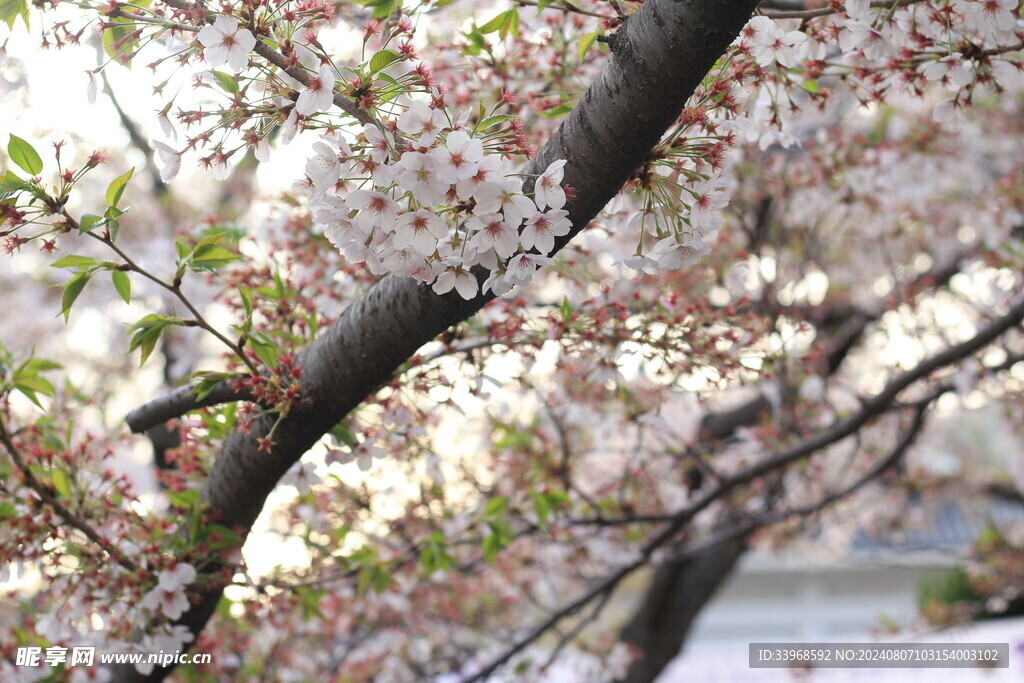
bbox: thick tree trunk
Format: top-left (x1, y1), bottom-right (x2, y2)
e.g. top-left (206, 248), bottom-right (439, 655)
top-left (613, 393), bottom-right (770, 683)
top-left (122, 1), bottom-right (762, 679)
top-left (617, 538), bottom-right (746, 683)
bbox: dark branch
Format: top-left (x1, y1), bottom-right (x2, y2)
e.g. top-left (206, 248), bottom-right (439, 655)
top-left (126, 382), bottom-right (253, 433)
top-left (121, 0), bottom-right (764, 679)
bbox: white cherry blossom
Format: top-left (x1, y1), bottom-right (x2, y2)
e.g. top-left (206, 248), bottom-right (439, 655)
top-left (845, 0), bottom-right (870, 20)
top-left (433, 130), bottom-right (483, 183)
top-left (347, 190), bottom-right (400, 231)
top-left (398, 101), bottom-right (448, 146)
top-left (747, 16), bottom-right (805, 68)
top-left (954, 0), bottom-right (1019, 35)
top-left (152, 140), bottom-right (181, 183)
top-left (474, 178), bottom-right (536, 227)
top-left (355, 438), bottom-right (385, 471)
top-left (433, 269), bottom-right (479, 300)
top-left (922, 53), bottom-right (974, 89)
top-left (139, 563), bottom-right (196, 620)
top-left (482, 270), bottom-right (515, 296)
top-left (534, 159), bottom-right (567, 209)
top-left (85, 71), bottom-right (97, 104)
top-left (520, 209), bottom-right (571, 254)
top-left (687, 177), bottom-right (730, 233)
top-left (467, 213), bottom-right (520, 258)
top-left (650, 236), bottom-right (712, 270)
top-left (197, 16), bottom-right (255, 72)
top-left (363, 124), bottom-right (395, 163)
top-left (455, 154), bottom-right (507, 201)
top-left (838, 21), bottom-right (892, 61)
top-left (281, 108), bottom-right (299, 144)
top-left (305, 141), bottom-right (341, 187)
top-left (395, 152), bottom-right (448, 207)
top-left (504, 253), bottom-right (551, 286)
top-left (319, 209), bottom-right (365, 249)
top-left (381, 246), bottom-right (428, 277)
top-left (394, 209), bottom-right (448, 254)
top-left (254, 137), bottom-right (270, 162)
top-left (296, 65), bottom-right (336, 116)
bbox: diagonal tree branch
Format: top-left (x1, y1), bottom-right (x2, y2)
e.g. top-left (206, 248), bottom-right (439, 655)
top-left (118, 1), bottom-right (764, 680)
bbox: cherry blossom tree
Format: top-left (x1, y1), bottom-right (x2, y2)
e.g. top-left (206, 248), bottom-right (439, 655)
top-left (1, 0), bottom-right (1023, 681)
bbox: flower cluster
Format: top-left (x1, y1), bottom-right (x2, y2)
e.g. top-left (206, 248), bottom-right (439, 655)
top-left (301, 106), bottom-right (572, 299)
top-left (738, 0), bottom-right (1023, 124)
top-left (618, 172), bottom-right (729, 274)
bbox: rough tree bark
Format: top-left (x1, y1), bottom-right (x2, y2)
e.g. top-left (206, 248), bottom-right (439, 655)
top-left (120, 1), bottom-right (762, 679)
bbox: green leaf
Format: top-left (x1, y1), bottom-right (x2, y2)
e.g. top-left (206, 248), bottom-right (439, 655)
top-left (462, 30), bottom-right (485, 56)
top-left (128, 314), bottom-right (182, 366)
top-left (359, 0), bottom-right (398, 19)
top-left (419, 532), bottom-right (453, 573)
top-left (475, 114), bottom-right (515, 133)
top-left (482, 519), bottom-right (513, 563)
top-left (498, 8), bottom-right (519, 39)
top-left (0, 0), bottom-right (29, 29)
top-left (14, 375), bottom-right (55, 396)
top-left (105, 168), bottom-right (134, 207)
top-left (190, 372), bottom-right (234, 402)
top-left (477, 10), bottom-right (510, 34)
top-left (238, 285), bottom-right (253, 320)
top-left (51, 468), bottom-right (72, 498)
top-left (111, 270), bottom-right (131, 304)
top-left (532, 491), bottom-right (551, 526)
top-left (484, 496), bottom-right (509, 517)
top-left (19, 358), bottom-right (62, 373)
top-left (14, 374), bottom-right (54, 407)
top-left (482, 533), bottom-right (502, 563)
top-left (546, 490), bottom-right (570, 505)
top-left (189, 244), bottom-right (240, 271)
top-left (559, 296), bottom-right (573, 322)
top-left (542, 102), bottom-right (573, 118)
top-left (295, 586), bottom-right (326, 620)
top-left (211, 70), bottom-right (239, 94)
top-left (0, 170), bottom-right (30, 193)
top-left (247, 331), bottom-right (278, 368)
top-left (578, 31), bottom-right (600, 63)
top-left (8, 135), bottom-right (42, 175)
top-left (356, 563), bottom-right (394, 594)
top-left (77, 214), bottom-right (106, 234)
top-left (331, 423), bottom-right (358, 448)
top-left (59, 273), bottom-right (92, 323)
top-left (51, 255), bottom-right (98, 269)
top-left (167, 488), bottom-right (200, 509)
top-left (368, 49), bottom-right (402, 74)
